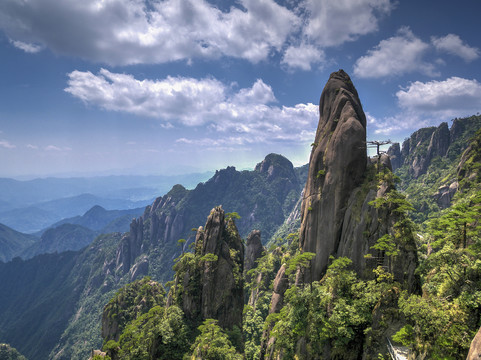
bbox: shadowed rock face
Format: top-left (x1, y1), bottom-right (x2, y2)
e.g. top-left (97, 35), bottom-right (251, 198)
top-left (182, 206), bottom-right (245, 331)
top-left (299, 69), bottom-right (367, 281)
top-left (244, 230), bottom-right (264, 278)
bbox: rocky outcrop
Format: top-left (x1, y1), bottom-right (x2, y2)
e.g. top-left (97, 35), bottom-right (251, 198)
top-left (255, 153), bottom-right (300, 201)
top-left (433, 182), bottom-right (458, 209)
top-left (259, 264), bottom-right (289, 359)
top-left (389, 116), bottom-right (481, 181)
top-left (268, 264), bottom-right (289, 314)
top-left (427, 122), bottom-right (450, 160)
top-left (299, 69), bottom-right (367, 281)
top-left (297, 70), bottom-right (418, 290)
top-left (101, 278), bottom-right (165, 342)
top-left (467, 326), bottom-right (481, 359)
top-left (337, 156), bottom-right (419, 291)
top-left (114, 184), bottom-right (189, 279)
top-left (387, 142), bottom-right (402, 171)
top-left (457, 129), bottom-right (481, 189)
top-left (244, 230), bottom-right (264, 277)
top-left (181, 206), bottom-right (244, 331)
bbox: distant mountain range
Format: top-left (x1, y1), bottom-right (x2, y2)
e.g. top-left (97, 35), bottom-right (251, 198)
top-left (0, 172), bottom-right (212, 233)
top-left (0, 205), bottom-right (145, 263)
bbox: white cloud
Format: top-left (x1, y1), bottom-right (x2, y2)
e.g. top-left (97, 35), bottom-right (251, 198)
top-left (66, 69), bottom-right (227, 126)
top-left (367, 77), bottom-right (481, 137)
top-left (0, 140), bottom-right (16, 149)
top-left (396, 77), bottom-right (481, 117)
top-left (0, 0), bottom-right (299, 65)
top-left (353, 27), bottom-right (437, 78)
top-left (431, 34), bottom-right (480, 62)
top-left (45, 145), bottom-right (71, 151)
top-left (26, 144), bottom-right (39, 149)
top-left (10, 39), bottom-right (43, 53)
top-left (65, 69), bottom-right (319, 147)
top-left (281, 43), bottom-right (325, 71)
top-left (0, 0), bottom-right (397, 68)
top-left (301, 0), bottom-right (393, 47)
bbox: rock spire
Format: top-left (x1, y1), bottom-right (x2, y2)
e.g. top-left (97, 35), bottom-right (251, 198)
top-left (299, 69), bottom-right (367, 281)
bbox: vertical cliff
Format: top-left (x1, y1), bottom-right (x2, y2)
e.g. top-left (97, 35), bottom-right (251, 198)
top-left (178, 206), bottom-right (245, 332)
top-left (299, 69), bottom-right (367, 281)
top-left (298, 70), bottom-right (418, 288)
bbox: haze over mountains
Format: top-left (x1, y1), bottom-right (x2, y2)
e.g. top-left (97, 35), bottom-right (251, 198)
top-left (0, 172), bottom-right (212, 233)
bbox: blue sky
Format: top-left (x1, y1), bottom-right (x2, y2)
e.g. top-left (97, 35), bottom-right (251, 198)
top-left (1, 0), bottom-right (481, 178)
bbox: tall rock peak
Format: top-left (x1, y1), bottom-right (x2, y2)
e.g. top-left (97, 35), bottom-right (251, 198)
top-left (299, 69), bottom-right (367, 280)
top-left (179, 206), bottom-right (245, 331)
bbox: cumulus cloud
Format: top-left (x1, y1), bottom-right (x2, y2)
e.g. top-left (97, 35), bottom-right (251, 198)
top-left (431, 34), bottom-right (480, 62)
top-left (281, 43), bottom-right (325, 71)
top-left (0, 0), bottom-right (396, 67)
top-left (396, 77), bottom-right (481, 117)
top-left (353, 27), bottom-right (437, 78)
top-left (301, 0), bottom-right (393, 47)
top-left (367, 77), bottom-right (481, 136)
top-left (65, 69), bottom-right (319, 146)
top-left (0, 0), bottom-right (299, 65)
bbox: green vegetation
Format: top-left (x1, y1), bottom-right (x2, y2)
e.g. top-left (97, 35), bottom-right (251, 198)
top-left (267, 257), bottom-right (388, 359)
top-left (189, 319), bottom-right (242, 360)
top-left (0, 343), bottom-right (27, 360)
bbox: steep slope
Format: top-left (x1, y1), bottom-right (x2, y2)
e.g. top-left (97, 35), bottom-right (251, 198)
top-left (389, 115), bottom-right (481, 222)
top-left (171, 206), bottom-right (244, 332)
top-left (0, 223), bottom-right (38, 262)
top-left (0, 343), bottom-right (27, 360)
top-left (0, 251), bottom-right (82, 360)
top-left (21, 223), bottom-right (96, 259)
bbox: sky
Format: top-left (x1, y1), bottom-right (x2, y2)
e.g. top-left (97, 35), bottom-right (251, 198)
top-left (1, 0), bottom-right (481, 178)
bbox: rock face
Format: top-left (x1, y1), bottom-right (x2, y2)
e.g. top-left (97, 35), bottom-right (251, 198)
top-left (387, 142), bottom-right (402, 171)
top-left (268, 264), bottom-right (289, 314)
top-left (337, 156), bottom-right (419, 291)
top-left (114, 184), bottom-right (189, 279)
top-left (298, 70), bottom-right (419, 290)
top-left (388, 117), bottom-right (481, 180)
top-left (458, 129), bottom-right (481, 189)
top-left (467, 326), bottom-right (481, 360)
top-left (433, 182), bottom-right (458, 209)
top-left (299, 69), bottom-right (367, 281)
top-left (181, 206), bottom-right (244, 331)
top-left (244, 230), bottom-right (264, 276)
top-left (254, 153), bottom-right (300, 201)
top-left (113, 154), bottom-right (304, 284)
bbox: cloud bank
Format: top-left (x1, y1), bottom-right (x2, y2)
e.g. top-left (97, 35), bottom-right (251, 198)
top-left (0, 0), bottom-right (393, 70)
top-left (65, 69), bottom-right (319, 145)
